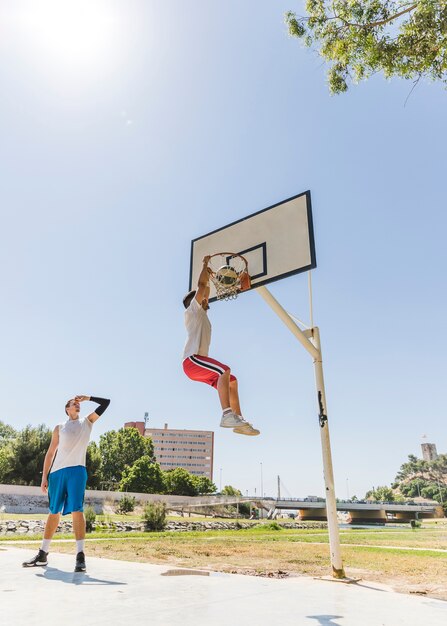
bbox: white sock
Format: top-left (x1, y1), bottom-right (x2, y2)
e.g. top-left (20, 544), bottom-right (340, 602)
top-left (76, 540), bottom-right (85, 553)
top-left (223, 408), bottom-right (232, 415)
top-left (41, 539), bottom-right (51, 553)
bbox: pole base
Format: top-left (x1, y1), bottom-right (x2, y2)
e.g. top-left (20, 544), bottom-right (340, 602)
top-left (314, 575), bottom-right (361, 584)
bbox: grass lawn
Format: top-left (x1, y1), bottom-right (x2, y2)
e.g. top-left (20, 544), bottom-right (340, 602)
top-left (2, 523), bottom-right (446, 600)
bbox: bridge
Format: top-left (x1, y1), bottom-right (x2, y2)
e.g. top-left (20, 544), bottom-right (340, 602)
top-left (251, 497), bottom-right (442, 523)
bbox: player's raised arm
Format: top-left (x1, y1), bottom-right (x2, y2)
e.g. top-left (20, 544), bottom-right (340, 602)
top-left (75, 395), bottom-right (110, 424)
top-left (195, 255), bottom-right (211, 303)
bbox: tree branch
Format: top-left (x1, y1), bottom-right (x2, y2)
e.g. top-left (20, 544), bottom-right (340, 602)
top-left (338, 3), bottom-right (419, 29)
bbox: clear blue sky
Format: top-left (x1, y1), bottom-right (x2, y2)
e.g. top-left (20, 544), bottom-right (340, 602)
top-left (1, 1), bottom-right (446, 499)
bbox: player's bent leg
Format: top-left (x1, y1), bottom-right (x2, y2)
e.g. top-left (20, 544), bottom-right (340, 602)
top-left (229, 378), bottom-right (242, 416)
top-left (216, 368), bottom-right (231, 409)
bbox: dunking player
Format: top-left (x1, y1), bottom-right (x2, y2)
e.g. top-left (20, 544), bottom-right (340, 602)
top-left (183, 255), bottom-right (260, 436)
top-left (22, 395), bottom-right (110, 572)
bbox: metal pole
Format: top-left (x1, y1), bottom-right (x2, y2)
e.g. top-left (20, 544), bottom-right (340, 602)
top-left (256, 285), bottom-right (345, 579)
top-left (312, 327), bottom-right (345, 578)
top-left (256, 286), bottom-right (320, 359)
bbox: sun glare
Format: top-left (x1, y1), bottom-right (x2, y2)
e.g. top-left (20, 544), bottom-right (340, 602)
top-left (17, 0), bottom-right (119, 75)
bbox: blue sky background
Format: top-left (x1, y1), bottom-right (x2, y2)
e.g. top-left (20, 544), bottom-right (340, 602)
top-left (0, 0), bottom-right (446, 499)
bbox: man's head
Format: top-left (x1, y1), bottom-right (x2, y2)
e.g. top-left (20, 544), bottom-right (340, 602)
top-left (65, 398), bottom-right (80, 419)
top-left (183, 290), bottom-right (196, 309)
top-left (183, 289), bottom-right (209, 310)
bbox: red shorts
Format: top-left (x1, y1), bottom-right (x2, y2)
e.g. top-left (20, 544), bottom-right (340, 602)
top-left (183, 355), bottom-right (237, 389)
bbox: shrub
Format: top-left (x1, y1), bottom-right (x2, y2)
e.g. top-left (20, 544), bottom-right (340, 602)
top-left (116, 495), bottom-right (136, 515)
top-left (256, 521), bottom-right (282, 531)
top-left (84, 505), bottom-right (96, 532)
top-left (142, 501), bottom-right (167, 532)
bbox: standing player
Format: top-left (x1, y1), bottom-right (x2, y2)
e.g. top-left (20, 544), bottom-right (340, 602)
top-left (183, 255), bottom-right (260, 436)
top-left (22, 395), bottom-right (110, 572)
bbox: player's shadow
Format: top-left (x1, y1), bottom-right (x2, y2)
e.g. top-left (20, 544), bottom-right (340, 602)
top-left (306, 616), bottom-right (344, 626)
top-left (36, 567), bottom-right (126, 587)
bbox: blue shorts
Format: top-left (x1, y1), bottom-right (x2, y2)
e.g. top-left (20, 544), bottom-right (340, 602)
top-left (48, 466), bottom-right (88, 515)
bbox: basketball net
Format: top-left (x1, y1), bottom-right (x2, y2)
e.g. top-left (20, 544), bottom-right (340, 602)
top-left (208, 253), bottom-right (251, 301)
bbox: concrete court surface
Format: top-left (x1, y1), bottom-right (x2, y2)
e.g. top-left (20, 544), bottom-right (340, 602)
top-left (1, 546), bottom-right (446, 626)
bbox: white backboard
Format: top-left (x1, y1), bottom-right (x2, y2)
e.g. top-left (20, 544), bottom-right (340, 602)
top-left (189, 191), bottom-right (316, 301)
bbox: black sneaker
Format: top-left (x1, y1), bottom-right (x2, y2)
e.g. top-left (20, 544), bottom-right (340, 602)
top-left (75, 551), bottom-right (86, 573)
top-left (22, 549), bottom-right (48, 568)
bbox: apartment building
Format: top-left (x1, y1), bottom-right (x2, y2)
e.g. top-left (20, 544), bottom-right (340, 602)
top-left (124, 421), bottom-right (214, 480)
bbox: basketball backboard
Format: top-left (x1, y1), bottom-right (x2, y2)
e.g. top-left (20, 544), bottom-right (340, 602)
top-left (189, 190), bottom-right (316, 301)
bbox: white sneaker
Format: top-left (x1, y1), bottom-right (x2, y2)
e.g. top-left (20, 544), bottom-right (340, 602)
top-left (220, 411), bottom-right (244, 428)
top-left (233, 419), bottom-right (260, 436)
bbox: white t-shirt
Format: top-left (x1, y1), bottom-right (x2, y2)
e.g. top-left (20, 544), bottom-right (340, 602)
top-left (50, 417), bottom-right (93, 473)
top-left (182, 297), bottom-right (212, 360)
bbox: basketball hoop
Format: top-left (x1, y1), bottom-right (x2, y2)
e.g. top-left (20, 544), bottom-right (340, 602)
top-left (208, 252), bottom-right (251, 301)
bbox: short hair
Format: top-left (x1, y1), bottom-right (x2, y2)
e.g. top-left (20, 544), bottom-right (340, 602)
top-left (65, 399), bottom-right (73, 416)
top-left (183, 290), bottom-right (196, 309)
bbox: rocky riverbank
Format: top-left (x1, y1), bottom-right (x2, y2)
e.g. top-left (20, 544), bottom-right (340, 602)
top-left (0, 519), bottom-right (327, 535)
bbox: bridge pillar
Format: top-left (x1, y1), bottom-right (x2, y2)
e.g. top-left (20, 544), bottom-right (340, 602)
top-left (298, 508), bottom-right (327, 521)
top-left (394, 511), bottom-right (418, 522)
top-left (347, 510), bottom-right (387, 524)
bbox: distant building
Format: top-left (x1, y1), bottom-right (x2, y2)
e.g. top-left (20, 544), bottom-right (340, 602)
top-left (124, 421), bottom-right (214, 480)
top-left (421, 443), bottom-right (438, 462)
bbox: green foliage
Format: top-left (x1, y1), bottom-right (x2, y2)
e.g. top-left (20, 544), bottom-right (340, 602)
top-left (163, 467), bottom-right (198, 496)
top-left (116, 494), bottom-right (136, 514)
top-left (286, 1), bottom-right (447, 93)
top-left (86, 441), bottom-right (102, 490)
top-left (84, 505), bottom-right (96, 532)
top-left (253, 521), bottom-right (283, 531)
top-left (394, 453), bottom-right (447, 506)
top-left (221, 485), bottom-right (250, 517)
top-left (3, 425), bottom-right (51, 485)
top-left (119, 457), bottom-right (165, 494)
top-left (0, 421), bottom-right (17, 447)
top-left (0, 446), bottom-right (11, 483)
top-left (221, 485), bottom-right (242, 496)
top-left (194, 475), bottom-right (217, 495)
top-left (141, 501), bottom-right (167, 531)
top-left (365, 485), bottom-right (404, 502)
top-left (99, 427), bottom-right (155, 487)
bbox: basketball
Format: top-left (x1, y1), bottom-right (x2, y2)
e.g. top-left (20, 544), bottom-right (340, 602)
top-left (215, 265), bottom-right (238, 285)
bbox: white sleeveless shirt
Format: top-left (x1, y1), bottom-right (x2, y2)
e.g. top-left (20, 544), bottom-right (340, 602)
top-left (50, 417), bottom-right (93, 473)
top-left (182, 297), bottom-right (212, 360)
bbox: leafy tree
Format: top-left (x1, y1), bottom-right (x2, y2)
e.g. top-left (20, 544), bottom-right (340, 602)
top-left (221, 485), bottom-right (242, 496)
top-left (220, 484), bottom-right (250, 517)
top-left (0, 445), bottom-right (11, 483)
top-left (163, 467), bottom-right (198, 496)
top-left (99, 427), bottom-right (154, 487)
top-left (86, 441), bottom-right (102, 490)
top-left (393, 452), bottom-right (447, 513)
top-left (3, 425), bottom-right (51, 485)
top-left (365, 485), bottom-right (397, 501)
top-left (194, 475), bottom-right (217, 495)
top-left (119, 457), bottom-right (165, 494)
top-left (285, 1), bottom-right (447, 94)
top-left (0, 421), bottom-right (17, 447)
